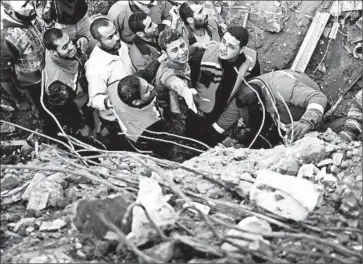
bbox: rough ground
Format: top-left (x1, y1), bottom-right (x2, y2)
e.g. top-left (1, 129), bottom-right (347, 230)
top-left (1, 1), bottom-right (362, 263)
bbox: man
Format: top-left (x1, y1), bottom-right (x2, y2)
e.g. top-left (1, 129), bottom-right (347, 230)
top-left (39, 0), bottom-right (96, 53)
top-left (42, 28), bottom-right (94, 140)
top-left (86, 17), bottom-right (163, 150)
top-left (108, 71), bottom-right (204, 161)
top-left (178, 2), bottom-right (221, 47)
top-left (0, 0), bottom-right (46, 113)
top-left (155, 28), bottom-right (199, 117)
top-left (108, 0), bottom-right (173, 45)
top-left (210, 70), bottom-right (329, 148)
top-left (128, 12), bottom-right (164, 70)
top-left (188, 26), bottom-right (260, 140)
top-left (339, 89), bottom-right (362, 142)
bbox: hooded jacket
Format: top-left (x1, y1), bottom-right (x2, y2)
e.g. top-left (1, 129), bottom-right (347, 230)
top-left (0, 13), bottom-right (46, 87)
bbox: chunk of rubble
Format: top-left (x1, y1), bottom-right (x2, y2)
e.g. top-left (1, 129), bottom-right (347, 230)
top-left (250, 170), bottom-right (322, 221)
top-left (13, 217), bottom-right (36, 233)
top-left (317, 159), bottom-right (333, 168)
top-left (72, 195), bottom-right (131, 239)
top-left (141, 241), bottom-right (175, 263)
top-left (1, 174), bottom-right (22, 191)
top-left (22, 172), bottom-right (65, 210)
top-left (221, 216), bottom-right (272, 251)
top-left (39, 219), bottom-right (67, 231)
top-left (127, 177), bottom-right (177, 247)
top-left (332, 153), bottom-right (344, 166)
top-left (297, 164), bottom-right (319, 180)
top-left (234, 173), bottom-right (254, 198)
top-left (221, 170), bottom-right (240, 187)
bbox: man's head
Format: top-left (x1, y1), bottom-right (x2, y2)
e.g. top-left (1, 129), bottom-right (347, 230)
top-left (129, 12), bottom-right (159, 39)
top-left (118, 75), bottom-right (156, 108)
top-left (43, 28), bottom-right (77, 59)
top-left (219, 26), bottom-right (249, 61)
top-left (179, 2), bottom-right (208, 29)
top-left (90, 17), bottom-right (121, 52)
top-left (158, 28), bottom-right (188, 64)
top-left (1, 0), bottom-right (37, 22)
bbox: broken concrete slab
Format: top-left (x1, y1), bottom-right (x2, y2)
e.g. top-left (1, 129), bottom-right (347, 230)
top-left (39, 219), bottom-right (67, 231)
top-left (221, 216), bottom-right (272, 251)
top-left (291, 11), bottom-right (330, 72)
top-left (128, 177), bottom-right (177, 247)
top-left (250, 170), bottom-right (322, 221)
top-left (330, 0), bottom-right (362, 17)
top-left (22, 172), bottom-right (65, 209)
top-left (72, 195), bottom-right (131, 239)
top-left (1, 174), bottom-right (22, 191)
top-left (13, 217), bottom-right (36, 233)
top-left (317, 159), bottom-right (333, 168)
top-left (221, 170), bottom-right (240, 187)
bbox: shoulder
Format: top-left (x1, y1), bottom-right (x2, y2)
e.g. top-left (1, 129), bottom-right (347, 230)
top-left (108, 2), bottom-right (128, 21)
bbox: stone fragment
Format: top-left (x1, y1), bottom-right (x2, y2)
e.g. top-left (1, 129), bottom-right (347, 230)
top-left (250, 170), bottom-right (321, 221)
top-left (352, 148), bottom-right (362, 157)
top-left (332, 153), bottom-right (344, 166)
top-left (206, 188), bottom-right (224, 199)
top-left (13, 217), bottom-right (36, 232)
top-left (22, 173), bottom-right (65, 209)
top-left (293, 137), bottom-right (330, 164)
top-left (234, 173), bottom-right (254, 198)
top-left (1, 174), bottom-right (22, 191)
top-left (26, 192), bottom-right (49, 212)
top-left (220, 171), bottom-right (240, 187)
top-left (330, 165), bottom-right (340, 174)
top-left (25, 226), bottom-right (35, 233)
top-left (297, 164), bottom-right (319, 180)
top-left (128, 177), bottom-right (177, 246)
top-left (196, 182), bottom-right (215, 194)
top-left (346, 151), bottom-right (353, 158)
top-left (317, 159), bottom-right (333, 168)
top-left (142, 241), bottom-right (175, 263)
top-left (221, 216), bottom-right (271, 252)
top-left (39, 219), bottom-right (67, 231)
top-left (73, 195), bottom-right (131, 239)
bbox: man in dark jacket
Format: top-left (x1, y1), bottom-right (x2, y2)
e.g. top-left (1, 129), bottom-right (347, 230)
top-left (39, 0), bottom-right (96, 53)
top-left (42, 28), bottom-right (95, 141)
top-left (188, 26), bottom-right (260, 141)
top-left (0, 0), bottom-right (46, 113)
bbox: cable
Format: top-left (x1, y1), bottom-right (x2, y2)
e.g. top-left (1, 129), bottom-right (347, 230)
top-left (234, 67), bottom-right (266, 149)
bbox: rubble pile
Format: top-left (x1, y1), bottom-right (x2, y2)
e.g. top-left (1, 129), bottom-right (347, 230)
top-left (1, 129), bottom-right (362, 263)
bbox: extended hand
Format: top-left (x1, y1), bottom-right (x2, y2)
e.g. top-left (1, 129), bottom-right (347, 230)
top-left (182, 88), bottom-right (198, 114)
top-left (285, 121), bottom-right (311, 142)
top-left (79, 124), bottom-right (91, 137)
top-left (77, 37), bottom-right (89, 54)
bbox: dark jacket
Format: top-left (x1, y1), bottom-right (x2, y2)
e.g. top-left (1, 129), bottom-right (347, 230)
top-left (190, 44), bottom-right (260, 124)
top-left (0, 14), bottom-right (46, 86)
top-left (42, 0), bottom-right (88, 25)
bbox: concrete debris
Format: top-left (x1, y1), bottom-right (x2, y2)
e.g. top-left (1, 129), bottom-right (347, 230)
top-left (39, 219), bottom-right (67, 231)
top-left (1, 174), bottom-right (22, 191)
top-left (196, 181), bottom-right (215, 194)
top-left (0, 123), bottom-right (16, 134)
top-left (142, 241), bottom-right (175, 263)
top-left (72, 195), bottom-right (131, 239)
top-left (250, 170), bottom-right (321, 221)
top-left (220, 170), bottom-right (240, 187)
top-left (347, 25), bottom-right (363, 44)
top-left (13, 217), bottom-right (36, 233)
top-left (184, 202), bottom-right (211, 215)
top-left (297, 164), bottom-right (319, 180)
top-left (319, 173), bottom-right (338, 190)
top-left (317, 159), bottom-right (333, 168)
top-left (234, 173), bottom-right (254, 198)
top-left (330, 0), bottom-right (362, 17)
top-left (128, 177), bottom-right (177, 246)
top-left (27, 251), bottom-right (72, 263)
top-left (22, 172), bottom-right (65, 210)
top-left (332, 153), bottom-right (344, 166)
top-left (221, 216), bottom-right (272, 251)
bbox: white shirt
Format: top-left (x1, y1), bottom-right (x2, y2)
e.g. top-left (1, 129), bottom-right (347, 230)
top-left (193, 31), bottom-right (212, 46)
top-left (85, 43), bottom-right (136, 121)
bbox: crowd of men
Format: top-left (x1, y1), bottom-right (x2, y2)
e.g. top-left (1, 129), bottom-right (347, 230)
top-left (1, 0), bottom-right (361, 162)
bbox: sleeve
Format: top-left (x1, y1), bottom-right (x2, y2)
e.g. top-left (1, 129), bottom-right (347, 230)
top-left (343, 90), bottom-right (362, 137)
top-left (47, 81), bottom-right (85, 131)
top-left (159, 70), bottom-right (188, 96)
top-left (86, 65), bottom-right (109, 111)
top-left (0, 37), bottom-right (18, 84)
top-left (290, 82), bottom-right (328, 128)
top-left (135, 60), bottom-right (161, 83)
top-left (248, 56), bottom-right (261, 80)
top-left (215, 98), bottom-right (241, 131)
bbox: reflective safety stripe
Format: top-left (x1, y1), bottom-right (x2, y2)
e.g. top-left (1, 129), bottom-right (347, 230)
top-left (307, 103), bottom-right (324, 114)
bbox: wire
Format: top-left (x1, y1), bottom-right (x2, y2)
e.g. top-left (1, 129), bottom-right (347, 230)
top-left (234, 67), bottom-right (266, 149)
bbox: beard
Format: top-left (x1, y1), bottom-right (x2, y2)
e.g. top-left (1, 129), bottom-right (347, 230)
top-left (14, 11), bottom-right (37, 22)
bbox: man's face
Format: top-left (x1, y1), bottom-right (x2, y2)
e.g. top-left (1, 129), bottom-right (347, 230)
top-left (190, 4), bottom-right (207, 29)
top-left (8, 0), bottom-right (37, 21)
top-left (141, 16), bottom-right (159, 39)
top-left (165, 38), bottom-right (188, 64)
top-left (136, 78), bottom-right (156, 106)
top-left (98, 23), bottom-right (121, 52)
top-left (53, 34), bottom-right (77, 59)
top-left (219, 32), bottom-right (242, 61)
